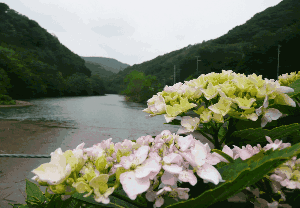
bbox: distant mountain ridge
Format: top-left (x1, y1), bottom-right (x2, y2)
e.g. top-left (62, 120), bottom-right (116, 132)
top-left (84, 60), bottom-right (115, 78)
top-left (81, 56), bottom-right (130, 74)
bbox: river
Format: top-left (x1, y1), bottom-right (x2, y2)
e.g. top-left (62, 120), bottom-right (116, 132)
top-left (0, 94), bottom-right (214, 207)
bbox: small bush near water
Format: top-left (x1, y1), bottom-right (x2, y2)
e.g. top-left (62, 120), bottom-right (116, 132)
top-left (0, 94), bottom-right (16, 105)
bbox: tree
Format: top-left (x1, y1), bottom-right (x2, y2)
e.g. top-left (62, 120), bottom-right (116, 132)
top-left (0, 3), bottom-right (9, 14)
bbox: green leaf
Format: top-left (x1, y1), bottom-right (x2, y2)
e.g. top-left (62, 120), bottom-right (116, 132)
top-left (165, 142), bottom-right (300, 208)
top-left (25, 179), bottom-right (46, 206)
top-left (72, 190), bottom-right (140, 208)
top-left (8, 203), bottom-right (30, 208)
top-left (45, 194), bottom-right (88, 208)
top-left (164, 119), bottom-right (181, 126)
top-left (224, 123), bottom-right (300, 148)
top-left (263, 113), bottom-right (300, 130)
top-left (286, 78), bottom-right (300, 98)
top-left (211, 149), bottom-right (234, 163)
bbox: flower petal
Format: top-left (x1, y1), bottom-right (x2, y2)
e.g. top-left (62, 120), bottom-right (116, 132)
top-left (196, 163), bottom-right (225, 185)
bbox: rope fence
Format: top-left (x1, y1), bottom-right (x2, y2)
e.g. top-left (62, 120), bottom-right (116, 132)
top-left (0, 154), bottom-right (51, 158)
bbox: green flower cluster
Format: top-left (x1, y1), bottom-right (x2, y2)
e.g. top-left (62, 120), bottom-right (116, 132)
top-left (143, 70), bottom-right (296, 128)
top-left (278, 71), bottom-right (300, 86)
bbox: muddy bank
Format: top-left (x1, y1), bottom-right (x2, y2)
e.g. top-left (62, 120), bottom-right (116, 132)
top-left (0, 100), bottom-right (34, 108)
top-left (0, 119), bottom-right (75, 207)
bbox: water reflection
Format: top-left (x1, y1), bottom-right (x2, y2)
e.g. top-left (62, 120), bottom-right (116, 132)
top-left (0, 94), bottom-right (179, 138)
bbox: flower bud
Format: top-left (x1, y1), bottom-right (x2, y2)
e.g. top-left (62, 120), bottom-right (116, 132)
top-left (50, 184), bottom-right (66, 194)
top-left (66, 178), bottom-right (74, 186)
top-left (38, 181), bottom-right (48, 186)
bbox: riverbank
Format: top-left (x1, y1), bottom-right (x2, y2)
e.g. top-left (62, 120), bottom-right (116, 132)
top-left (0, 100), bottom-right (34, 108)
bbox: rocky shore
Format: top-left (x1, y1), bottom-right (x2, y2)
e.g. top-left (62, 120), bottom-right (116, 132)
top-left (0, 100), bottom-right (34, 108)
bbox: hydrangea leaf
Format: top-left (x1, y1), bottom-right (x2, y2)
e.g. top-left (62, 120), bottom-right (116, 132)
top-left (165, 142), bottom-right (300, 208)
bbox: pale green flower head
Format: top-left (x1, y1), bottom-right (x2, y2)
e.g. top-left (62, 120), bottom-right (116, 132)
top-left (278, 71), bottom-right (300, 86)
top-left (218, 81), bottom-right (236, 97)
top-left (165, 97), bottom-right (197, 123)
top-left (212, 113), bottom-right (224, 123)
top-left (72, 180), bottom-right (92, 194)
top-left (89, 174), bottom-right (114, 204)
top-left (32, 148), bottom-right (72, 185)
top-left (80, 162), bottom-right (99, 182)
top-left (247, 73), bottom-right (265, 88)
top-left (158, 91), bottom-right (180, 106)
top-left (193, 106), bottom-right (206, 115)
top-left (290, 170), bottom-right (300, 182)
top-left (185, 74), bottom-right (208, 89)
top-left (95, 155), bottom-right (107, 173)
top-left (208, 96), bottom-right (233, 116)
top-left (166, 104), bottom-right (182, 117)
top-left (201, 82), bottom-right (219, 100)
top-left (205, 72), bottom-right (223, 85)
top-left (240, 107), bottom-right (258, 121)
top-left (232, 97), bottom-right (256, 110)
top-left (50, 183), bottom-right (67, 195)
top-left (273, 91), bottom-right (296, 107)
top-left (89, 174), bottom-right (109, 195)
top-left (179, 97), bottom-right (197, 112)
top-left (63, 150), bottom-right (83, 172)
top-left (199, 108), bottom-right (213, 123)
top-left (143, 94), bottom-right (166, 116)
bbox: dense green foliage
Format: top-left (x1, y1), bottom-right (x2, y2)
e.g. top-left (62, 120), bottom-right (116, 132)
top-left (0, 3), bottom-right (106, 100)
top-left (120, 70), bottom-right (162, 102)
top-left (81, 56), bottom-right (129, 74)
top-left (0, 94), bottom-right (16, 105)
top-left (110, 0), bottom-right (300, 103)
top-left (84, 61), bottom-right (115, 78)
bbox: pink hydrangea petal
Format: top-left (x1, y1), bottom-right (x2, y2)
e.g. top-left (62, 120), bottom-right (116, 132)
top-left (163, 153), bottom-right (183, 165)
top-left (155, 197), bottom-right (164, 207)
top-left (176, 135), bottom-right (195, 152)
top-left (178, 170), bottom-right (197, 186)
top-left (196, 163), bottom-right (225, 185)
top-left (161, 171), bottom-right (177, 186)
top-left (135, 146), bottom-right (150, 165)
top-left (163, 164), bottom-right (182, 174)
top-left (120, 171), bottom-right (150, 200)
top-left (135, 158), bottom-right (161, 179)
top-left (205, 153), bottom-right (221, 165)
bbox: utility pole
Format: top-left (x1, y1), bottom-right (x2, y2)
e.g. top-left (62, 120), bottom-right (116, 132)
top-left (195, 56), bottom-right (201, 73)
top-left (277, 44), bottom-right (281, 80)
top-left (174, 65), bottom-right (176, 85)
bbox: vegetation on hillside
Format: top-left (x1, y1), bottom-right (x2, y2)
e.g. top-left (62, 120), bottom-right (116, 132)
top-left (110, 0), bottom-right (300, 103)
top-left (0, 3), bottom-right (106, 101)
top-left (120, 70), bottom-right (162, 102)
top-left (80, 56), bottom-right (129, 74)
top-left (84, 61), bottom-right (115, 78)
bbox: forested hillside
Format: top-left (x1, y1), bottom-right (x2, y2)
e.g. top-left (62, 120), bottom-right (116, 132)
top-left (84, 61), bottom-right (115, 78)
top-left (111, 0), bottom-right (300, 103)
top-left (0, 3), bottom-right (106, 100)
top-left (81, 56), bottom-right (129, 73)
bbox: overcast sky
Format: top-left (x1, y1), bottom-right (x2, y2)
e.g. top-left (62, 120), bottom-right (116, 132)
top-left (3, 0), bottom-right (282, 66)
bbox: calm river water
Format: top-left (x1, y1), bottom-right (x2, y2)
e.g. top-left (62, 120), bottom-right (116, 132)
top-left (0, 94), bottom-right (181, 141)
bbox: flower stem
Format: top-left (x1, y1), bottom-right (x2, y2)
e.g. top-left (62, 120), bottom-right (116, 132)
top-left (196, 128), bottom-right (215, 144)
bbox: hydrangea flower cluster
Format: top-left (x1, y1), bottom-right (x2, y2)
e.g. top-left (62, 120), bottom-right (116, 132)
top-left (143, 70), bottom-right (296, 129)
top-left (278, 71), bottom-right (300, 87)
top-left (31, 130), bottom-right (299, 207)
top-left (31, 131), bottom-right (227, 206)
